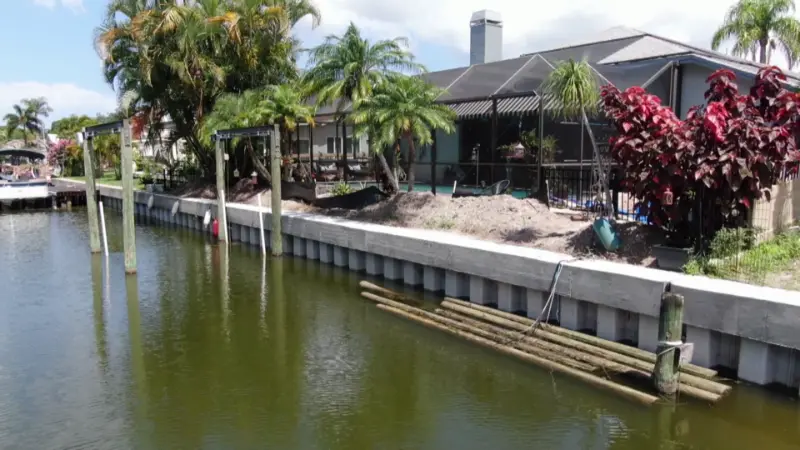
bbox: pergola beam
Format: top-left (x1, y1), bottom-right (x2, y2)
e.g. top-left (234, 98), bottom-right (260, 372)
top-left (84, 120), bottom-right (124, 138)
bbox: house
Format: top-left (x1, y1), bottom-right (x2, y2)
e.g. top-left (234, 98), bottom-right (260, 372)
top-left (394, 16), bottom-right (800, 188)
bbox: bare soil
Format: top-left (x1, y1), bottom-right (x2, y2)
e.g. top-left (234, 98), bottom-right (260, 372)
top-left (173, 182), bottom-right (664, 265)
top-left (309, 192), bottom-right (663, 265)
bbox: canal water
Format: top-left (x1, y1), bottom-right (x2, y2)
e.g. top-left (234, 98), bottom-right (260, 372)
top-left (1, 210), bottom-right (799, 450)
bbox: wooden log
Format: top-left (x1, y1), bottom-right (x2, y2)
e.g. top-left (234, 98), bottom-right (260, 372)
top-left (653, 293), bottom-right (684, 397)
top-left (437, 309), bottom-right (725, 402)
top-left (361, 292), bottom-right (595, 372)
top-left (443, 297), bottom-right (718, 380)
top-left (375, 303), bottom-right (659, 406)
top-left (359, 281), bottom-right (423, 305)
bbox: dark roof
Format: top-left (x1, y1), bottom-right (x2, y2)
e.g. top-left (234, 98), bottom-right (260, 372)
top-left (537, 36), bottom-right (643, 64)
top-left (0, 149), bottom-right (46, 160)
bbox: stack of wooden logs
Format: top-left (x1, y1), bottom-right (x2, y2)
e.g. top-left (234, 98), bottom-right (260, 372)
top-left (360, 281), bottom-right (731, 406)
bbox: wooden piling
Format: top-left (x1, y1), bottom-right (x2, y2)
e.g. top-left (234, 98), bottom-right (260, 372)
top-left (82, 132), bottom-right (102, 253)
top-left (120, 118), bottom-right (137, 274)
top-left (215, 138), bottom-right (229, 243)
top-left (270, 124), bottom-right (282, 256)
top-left (653, 292), bottom-right (685, 397)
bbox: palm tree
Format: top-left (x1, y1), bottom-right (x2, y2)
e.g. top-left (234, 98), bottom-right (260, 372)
top-left (352, 76), bottom-right (455, 192)
top-left (540, 59), bottom-right (612, 215)
top-left (711, 0), bottom-right (800, 64)
top-left (95, 0), bottom-right (320, 174)
top-left (303, 22), bottom-right (425, 186)
top-left (205, 83), bottom-right (315, 183)
top-left (3, 98), bottom-right (52, 146)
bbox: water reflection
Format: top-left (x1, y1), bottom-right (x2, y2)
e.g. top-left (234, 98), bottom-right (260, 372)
top-left (3, 211), bottom-right (800, 449)
top-left (126, 274), bottom-right (149, 429)
top-left (91, 255), bottom-right (108, 375)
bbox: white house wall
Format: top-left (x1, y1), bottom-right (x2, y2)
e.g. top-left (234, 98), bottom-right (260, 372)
top-left (679, 63), bottom-right (755, 118)
top-left (298, 124), bottom-right (369, 160)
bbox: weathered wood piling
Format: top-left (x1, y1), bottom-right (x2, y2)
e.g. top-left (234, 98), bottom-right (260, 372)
top-left (359, 283), bottom-right (730, 406)
top-left (270, 123), bottom-right (282, 256)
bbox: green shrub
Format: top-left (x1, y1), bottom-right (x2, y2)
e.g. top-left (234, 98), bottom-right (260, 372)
top-left (332, 182), bottom-right (353, 196)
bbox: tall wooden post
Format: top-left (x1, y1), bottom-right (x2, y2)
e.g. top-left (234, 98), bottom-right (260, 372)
top-left (652, 292), bottom-right (685, 397)
top-left (431, 131), bottom-right (438, 195)
top-left (309, 126), bottom-right (315, 171)
top-left (270, 124), bottom-right (283, 256)
top-left (120, 119), bottom-right (137, 274)
top-left (82, 131), bottom-right (102, 253)
top-left (342, 121), bottom-right (349, 182)
top-left (215, 137), bottom-right (229, 243)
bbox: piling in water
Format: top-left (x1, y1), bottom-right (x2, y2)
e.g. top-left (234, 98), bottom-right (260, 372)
top-left (653, 293), bottom-right (685, 397)
top-left (270, 123), bottom-right (282, 256)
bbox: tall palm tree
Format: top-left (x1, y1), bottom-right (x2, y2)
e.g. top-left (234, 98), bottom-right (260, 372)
top-left (3, 98), bottom-right (52, 146)
top-left (352, 76), bottom-right (455, 192)
top-left (205, 83), bottom-right (315, 183)
top-left (304, 23), bottom-right (424, 186)
top-left (540, 59), bottom-right (612, 215)
top-left (711, 0), bottom-right (800, 64)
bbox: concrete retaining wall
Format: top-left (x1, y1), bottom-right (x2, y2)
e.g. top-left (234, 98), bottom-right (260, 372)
top-left (96, 185), bottom-right (800, 391)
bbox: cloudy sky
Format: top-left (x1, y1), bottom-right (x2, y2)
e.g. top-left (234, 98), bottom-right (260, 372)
top-left (2, 0), bottom-right (795, 124)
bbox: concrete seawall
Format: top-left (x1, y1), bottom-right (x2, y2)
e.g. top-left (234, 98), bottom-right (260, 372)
top-left (96, 185), bottom-right (800, 391)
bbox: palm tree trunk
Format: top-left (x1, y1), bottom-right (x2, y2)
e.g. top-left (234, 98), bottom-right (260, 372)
top-left (245, 139), bottom-right (272, 184)
top-left (759, 39), bottom-right (769, 64)
top-left (376, 152), bottom-right (399, 193)
top-left (406, 134), bottom-right (416, 192)
top-left (581, 108), bottom-right (613, 217)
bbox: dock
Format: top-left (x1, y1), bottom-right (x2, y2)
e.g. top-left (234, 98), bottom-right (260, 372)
top-left (0, 179), bottom-right (87, 211)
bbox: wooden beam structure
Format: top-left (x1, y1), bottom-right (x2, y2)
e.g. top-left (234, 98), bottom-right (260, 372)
top-left (81, 130), bottom-right (102, 254)
top-left (120, 118), bottom-right (137, 274)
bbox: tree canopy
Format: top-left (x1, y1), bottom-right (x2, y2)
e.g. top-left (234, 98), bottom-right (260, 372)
top-left (95, 0), bottom-right (320, 173)
top-left (711, 0), bottom-right (800, 66)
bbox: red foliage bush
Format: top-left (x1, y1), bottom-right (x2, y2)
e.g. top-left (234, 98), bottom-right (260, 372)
top-left (602, 66), bottom-right (800, 239)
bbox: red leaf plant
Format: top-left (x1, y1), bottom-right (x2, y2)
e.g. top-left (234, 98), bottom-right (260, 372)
top-left (602, 66), bottom-right (800, 243)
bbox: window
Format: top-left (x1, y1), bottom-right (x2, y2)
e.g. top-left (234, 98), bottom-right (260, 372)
top-left (345, 137), bottom-right (360, 156)
top-left (326, 137), bottom-right (335, 154)
top-left (298, 139), bottom-right (310, 154)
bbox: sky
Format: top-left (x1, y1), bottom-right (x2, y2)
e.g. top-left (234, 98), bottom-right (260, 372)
top-left (2, 0), bottom-right (798, 125)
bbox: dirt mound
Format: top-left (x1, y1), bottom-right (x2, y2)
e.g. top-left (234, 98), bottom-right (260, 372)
top-left (307, 192), bottom-right (660, 263)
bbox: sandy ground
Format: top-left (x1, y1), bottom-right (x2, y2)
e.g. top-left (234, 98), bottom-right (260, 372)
top-left (183, 185), bottom-right (662, 265)
top-left (313, 193), bottom-right (663, 265)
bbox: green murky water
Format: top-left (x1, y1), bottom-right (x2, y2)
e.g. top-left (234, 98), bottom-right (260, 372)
top-left (0, 210), bottom-right (798, 449)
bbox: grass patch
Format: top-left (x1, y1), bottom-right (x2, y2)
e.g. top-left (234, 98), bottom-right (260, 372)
top-left (66, 172), bottom-right (144, 190)
top-left (685, 229), bottom-right (800, 283)
top-left (423, 217), bottom-right (456, 230)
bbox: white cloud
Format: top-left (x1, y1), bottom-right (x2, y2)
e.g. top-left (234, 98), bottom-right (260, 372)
top-left (0, 82), bottom-right (116, 125)
top-left (294, 0), bottom-right (798, 68)
top-left (32, 0), bottom-right (84, 13)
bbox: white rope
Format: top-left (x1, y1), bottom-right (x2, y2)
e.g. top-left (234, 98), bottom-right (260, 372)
top-left (502, 258), bottom-right (576, 345)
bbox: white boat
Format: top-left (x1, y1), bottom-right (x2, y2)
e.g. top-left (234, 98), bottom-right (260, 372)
top-left (0, 179), bottom-right (51, 207)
